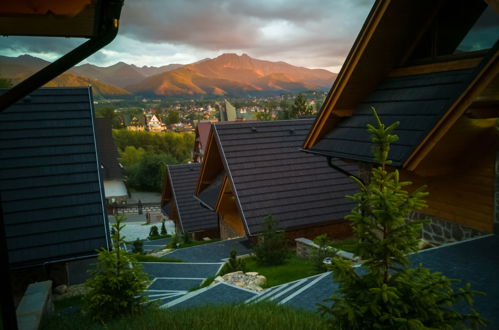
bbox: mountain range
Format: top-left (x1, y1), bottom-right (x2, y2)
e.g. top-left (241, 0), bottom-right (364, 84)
top-left (0, 53), bottom-right (336, 97)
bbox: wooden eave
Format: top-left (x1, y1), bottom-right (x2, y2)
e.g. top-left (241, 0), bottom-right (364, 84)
top-left (195, 127), bottom-right (219, 195)
top-left (160, 172), bottom-right (172, 208)
top-left (214, 176), bottom-right (230, 214)
top-left (404, 47), bottom-right (499, 171)
top-left (304, 0), bottom-right (445, 149)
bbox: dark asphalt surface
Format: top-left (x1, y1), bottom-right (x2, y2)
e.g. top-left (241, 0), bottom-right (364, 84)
top-left (162, 238), bottom-right (252, 262)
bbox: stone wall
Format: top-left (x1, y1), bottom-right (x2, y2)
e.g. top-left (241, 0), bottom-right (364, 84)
top-left (410, 211), bottom-right (486, 245)
top-left (219, 217), bottom-right (243, 240)
top-left (295, 237), bottom-right (319, 259)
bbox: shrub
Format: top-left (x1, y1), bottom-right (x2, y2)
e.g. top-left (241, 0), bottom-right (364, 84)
top-left (83, 215), bottom-right (150, 321)
top-left (132, 238), bottom-right (144, 254)
top-left (148, 225), bottom-right (159, 238)
top-left (168, 234), bottom-right (181, 248)
top-left (253, 215), bottom-right (288, 266)
top-left (320, 108), bottom-right (485, 329)
top-left (311, 234), bottom-right (336, 273)
top-left (221, 250), bottom-right (247, 274)
top-left (160, 221), bottom-right (167, 236)
top-left (182, 232), bottom-right (192, 244)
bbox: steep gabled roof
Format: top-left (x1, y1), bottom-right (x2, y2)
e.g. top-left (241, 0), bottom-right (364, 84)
top-left (193, 121), bottom-right (212, 162)
top-left (163, 163), bottom-right (218, 233)
top-left (198, 119), bottom-right (358, 236)
top-left (0, 87), bottom-right (109, 268)
top-left (95, 117), bottom-right (123, 180)
top-left (304, 0), bottom-right (498, 170)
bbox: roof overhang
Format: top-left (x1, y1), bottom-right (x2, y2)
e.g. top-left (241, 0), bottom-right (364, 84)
top-left (0, 0), bottom-right (124, 111)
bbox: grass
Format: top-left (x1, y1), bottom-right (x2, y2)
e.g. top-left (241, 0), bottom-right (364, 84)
top-left (167, 238), bottom-right (220, 249)
top-left (244, 254), bottom-right (317, 288)
top-left (330, 238), bottom-right (357, 253)
top-left (148, 234), bottom-right (171, 240)
top-left (42, 302), bottom-right (328, 330)
top-left (132, 254), bottom-right (182, 263)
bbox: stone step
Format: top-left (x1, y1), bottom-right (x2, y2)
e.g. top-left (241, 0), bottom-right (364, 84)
top-left (162, 282), bottom-right (257, 310)
top-left (245, 282), bottom-right (291, 304)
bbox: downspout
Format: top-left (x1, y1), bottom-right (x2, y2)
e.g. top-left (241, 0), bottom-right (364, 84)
top-left (326, 156), bottom-right (364, 184)
top-left (0, 0), bottom-right (124, 112)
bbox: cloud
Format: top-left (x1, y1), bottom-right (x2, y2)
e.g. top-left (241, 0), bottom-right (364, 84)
top-left (0, 0), bottom-right (374, 71)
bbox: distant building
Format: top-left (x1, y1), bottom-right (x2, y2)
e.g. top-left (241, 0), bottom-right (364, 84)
top-left (124, 113), bottom-right (147, 131)
top-left (146, 114), bottom-right (166, 132)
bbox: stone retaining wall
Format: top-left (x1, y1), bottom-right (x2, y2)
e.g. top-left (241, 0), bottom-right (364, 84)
top-left (295, 237), bottom-right (319, 259)
top-left (410, 211), bottom-right (486, 245)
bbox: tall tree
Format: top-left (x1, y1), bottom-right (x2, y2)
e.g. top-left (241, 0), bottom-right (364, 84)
top-left (287, 93), bottom-right (313, 119)
top-left (321, 108), bottom-right (485, 329)
top-left (95, 106), bottom-right (123, 129)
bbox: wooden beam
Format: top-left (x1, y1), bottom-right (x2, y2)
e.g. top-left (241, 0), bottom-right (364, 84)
top-left (389, 57), bottom-right (483, 77)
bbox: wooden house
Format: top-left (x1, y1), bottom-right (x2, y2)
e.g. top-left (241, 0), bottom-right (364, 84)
top-left (303, 0), bottom-right (499, 244)
top-left (95, 118), bottom-right (128, 209)
top-left (195, 119), bottom-right (359, 241)
top-left (146, 114), bottom-right (166, 132)
top-left (193, 121), bottom-right (212, 163)
top-left (0, 87), bottom-right (110, 269)
top-left (160, 163), bottom-right (218, 239)
top-left (124, 113), bottom-right (147, 131)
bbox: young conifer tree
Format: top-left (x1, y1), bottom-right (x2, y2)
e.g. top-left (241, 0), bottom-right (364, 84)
top-left (320, 108), bottom-right (485, 329)
top-left (84, 215), bottom-right (150, 321)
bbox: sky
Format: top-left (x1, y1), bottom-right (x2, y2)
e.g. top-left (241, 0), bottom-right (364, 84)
top-left (0, 0), bottom-right (376, 72)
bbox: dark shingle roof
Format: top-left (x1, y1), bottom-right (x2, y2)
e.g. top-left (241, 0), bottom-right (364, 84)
top-left (95, 118), bottom-right (123, 180)
top-left (311, 68), bottom-right (476, 166)
top-left (197, 171), bottom-right (225, 210)
top-left (0, 87), bottom-right (109, 268)
top-left (214, 119), bottom-right (358, 236)
top-left (167, 163), bottom-right (218, 233)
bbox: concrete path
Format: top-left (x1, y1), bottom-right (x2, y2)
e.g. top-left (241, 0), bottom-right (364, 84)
top-left (162, 237), bottom-right (252, 262)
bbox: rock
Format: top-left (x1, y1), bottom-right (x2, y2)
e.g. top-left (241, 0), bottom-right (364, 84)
top-left (202, 237), bottom-right (211, 241)
top-left (234, 281), bottom-right (245, 287)
top-left (255, 275), bottom-right (266, 286)
top-left (246, 272), bottom-right (258, 276)
top-left (213, 276), bottom-right (224, 283)
top-left (54, 284), bottom-right (68, 295)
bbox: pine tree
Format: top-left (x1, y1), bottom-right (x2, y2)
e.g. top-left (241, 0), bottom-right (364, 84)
top-left (83, 215), bottom-right (150, 321)
top-left (320, 108), bottom-right (485, 329)
top-left (254, 215), bottom-right (288, 266)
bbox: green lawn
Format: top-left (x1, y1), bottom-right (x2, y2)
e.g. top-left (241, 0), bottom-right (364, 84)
top-left (42, 302), bottom-right (328, 330)
top-left (330, 239), bottom-right (357, 253)
top-left (244, 254), bottom-right (318, 288)
top-left (131, 254), bottom-right (182, 263)
top-left (167, 238), bottom-right (220, 249)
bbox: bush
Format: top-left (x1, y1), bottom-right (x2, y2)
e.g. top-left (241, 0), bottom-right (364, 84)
top-left (221, 250), bottom-right (247, 274)
top-left (160, 221), bottom-right (167, 236)
top-left (168, 234), bottom-right (181, 248)
top-left (253, 215), bottom-right (288, 266)
top-left (132, 239), bottom-right (144, 254)
top-left (83, 215), bottom-right (150, 321)
top-left (149, 225), bottom-right (159, 238)
top-left (320, 108), bottom-right (485, 329)
top-left (182, 232), bottom-right (192, 244)
top-left (311, 234), bottom-right (336, 273)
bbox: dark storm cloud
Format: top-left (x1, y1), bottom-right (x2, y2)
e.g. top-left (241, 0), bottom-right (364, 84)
top-left (0, 36), bottom-right (82, 57)
top-left (120, 0), bottom-right (373, 50)
top-left (0, 0), bottom-right (374, 69)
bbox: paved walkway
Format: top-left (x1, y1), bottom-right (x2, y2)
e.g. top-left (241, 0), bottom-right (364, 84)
top-left (162, 237), bottom-right (252, 262)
